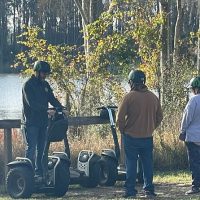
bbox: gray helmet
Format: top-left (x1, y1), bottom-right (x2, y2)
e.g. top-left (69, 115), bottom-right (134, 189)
top-left (128, 69), bottom-right (146, 84)
top-left (33, 61), bottom-right (51, 73)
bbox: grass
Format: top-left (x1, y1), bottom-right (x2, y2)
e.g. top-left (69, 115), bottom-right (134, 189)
top-left (154, 170), bottom-right (191, 184)
top-left (0, 120), bottom-right (188, 169)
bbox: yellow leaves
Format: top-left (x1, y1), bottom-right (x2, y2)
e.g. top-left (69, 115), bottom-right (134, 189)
top-left (16, 52), bottom-right (25, 59)
top-left (127, 12), bottom-right (162, 88)
top-left (151, 14), bottom-right (164, 27)
top-left (190, 31), bottom-right (200, 39)
top-left (190, 32), bottom-right (195, 37)
top-left (98, 39), bottom-right (104, 47)
top-left (110, 0), bottom-right (118, 8)
top-left (139, 63), bottom-right (157, 89)
top-left (24, 68), bottom-right (34, 75)
top-left (15, 26), bottom-right (81, 84)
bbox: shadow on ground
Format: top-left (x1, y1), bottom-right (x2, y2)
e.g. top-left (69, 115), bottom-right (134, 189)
top-left (65, 183), bottom-right (195, 200)
top-left (0, 182), bottom-right (199, 199)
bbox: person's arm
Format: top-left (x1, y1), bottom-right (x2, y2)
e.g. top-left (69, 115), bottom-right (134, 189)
top-left (180, 98), bottom-right (196, 136)
top-left (155, 99), bottom-right (163, 128)
top-left (116, 95), bottom-right (128, 134)
top-left (47, 83), bottom-right (62, 108)
top-left (23, 82), bottom-right (48, 111)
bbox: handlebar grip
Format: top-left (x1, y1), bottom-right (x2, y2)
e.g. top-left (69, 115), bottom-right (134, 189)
top-left (107, 106), bottom-right (118, 109)
top-left (48, 106), bottom-right (66, 111)
top-left (97, 106), bottom-right (118, 110)
top-left (97, 106), bottom-right (105, 110)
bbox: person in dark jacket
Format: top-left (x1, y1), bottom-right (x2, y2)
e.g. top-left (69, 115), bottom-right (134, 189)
top-left (116, 69), bottom-right (163, 198)
top-left (22, 60), bottom-right (63, 177)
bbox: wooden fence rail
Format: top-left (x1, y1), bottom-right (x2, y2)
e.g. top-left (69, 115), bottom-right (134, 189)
top-left (0, 116), bottom-right (109, 184)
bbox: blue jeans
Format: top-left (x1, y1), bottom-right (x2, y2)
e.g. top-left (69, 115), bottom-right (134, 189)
top-left (123, 134), bottom-right (154, 195)
top-left (186, 142), bottom-right (200, 188)
top-left (24, 125), bottom-right (47, 175)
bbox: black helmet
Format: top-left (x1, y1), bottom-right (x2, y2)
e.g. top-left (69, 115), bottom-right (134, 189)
top-left (128, 69), bottom-right (146, 84)
top-left (33, 61), bottom-right (51, 73)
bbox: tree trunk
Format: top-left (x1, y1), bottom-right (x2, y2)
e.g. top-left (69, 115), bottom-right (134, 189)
top-left (0, 0), bottom-right (7, 72)
top-left (159, 0), bottom-right (170, 106)
top-left (73, 0), bottom-right (104, 71)
top-left (197, 16), bottom-right (200, 74)
top-left (173, 0), bottom-right (182, 62)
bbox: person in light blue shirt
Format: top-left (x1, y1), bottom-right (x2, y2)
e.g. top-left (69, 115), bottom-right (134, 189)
top-left (179, 76), bottom-right (200, 195)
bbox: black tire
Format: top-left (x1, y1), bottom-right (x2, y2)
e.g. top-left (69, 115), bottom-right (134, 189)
top-left (80, 161), bottom-right (101, 188)
top-left (6, 166), bottom-right (34, 199)
top-left (48, 160), bottom-right (70, 197)
top-left (99, 156), bottom-right (118, 186)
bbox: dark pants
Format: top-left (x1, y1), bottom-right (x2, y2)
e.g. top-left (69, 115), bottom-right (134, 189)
top-left (186, 142), bottom-right (200, 188)
top-left (123, 134), bottom-right (154, 195)
top-left (24, 125), bottom-right (47, 175)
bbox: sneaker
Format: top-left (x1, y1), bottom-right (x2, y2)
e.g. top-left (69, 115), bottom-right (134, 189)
top-left (144, 190), bottom-right (157, 198)
top-left (185, 187), bottom-right (200, 195)
top-left (123, 193), bottom-right (136, 198)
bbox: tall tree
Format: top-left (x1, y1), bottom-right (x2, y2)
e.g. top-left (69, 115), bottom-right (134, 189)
top-left (197, 1), bottom-right (200, 74)
top-left (173, 0), bottom-right (182, 62)
top-left (159, 0), bottom-right (170, 105)
top-left (73, 0), bottom-right (104, 71)
top-left (0, 0), bottom-right (8, 72)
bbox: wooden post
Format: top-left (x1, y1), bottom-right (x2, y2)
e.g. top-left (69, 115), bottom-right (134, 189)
top-left (4, 128), bottom-right (12, 180)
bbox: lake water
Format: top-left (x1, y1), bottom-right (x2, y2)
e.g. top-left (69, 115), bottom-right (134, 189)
top-left (0, 74), bottom-right (25, 119)
top-left (0, 74), bottom-right (164, 120)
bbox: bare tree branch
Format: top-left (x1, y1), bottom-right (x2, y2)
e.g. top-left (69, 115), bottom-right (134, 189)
top-left (73, 0), bottom-right (89, 25)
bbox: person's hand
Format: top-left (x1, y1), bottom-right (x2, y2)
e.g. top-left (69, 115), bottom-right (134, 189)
top-left (179, 133), bottom-right (186, 141)
top-left (62, 109), bottom-right (69, 116)
top-left (47, 109), bottom-right (56, 117)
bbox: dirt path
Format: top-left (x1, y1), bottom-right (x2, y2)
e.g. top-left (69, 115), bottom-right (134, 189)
top-left (65, 183), bottom-right (194, 199)
top-left (0, 182), bottom-right (197, 200)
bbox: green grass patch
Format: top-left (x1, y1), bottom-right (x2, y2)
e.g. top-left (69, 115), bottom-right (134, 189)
top-left (154, 170), bottom-right (191, 183)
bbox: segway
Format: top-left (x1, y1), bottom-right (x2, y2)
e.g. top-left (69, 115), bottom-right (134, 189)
top-left (6, 107), bottom-right (70, 198)
top-left (69, 150), bottom-right (101, 188)
top-left (97, 106), bottom-right (144, 186)
top-left (57, 118), bottom-right (102, 188)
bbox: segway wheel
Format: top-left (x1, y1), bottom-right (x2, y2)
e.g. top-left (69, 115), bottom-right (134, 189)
top-left (80, 161), bottom-right (101, 188)
top-left (99, 156), bottom-right (118, 186)
top-left (6, 166), bottom-right (34, 199)
top-left (48, 160), bottom-right (70, 197)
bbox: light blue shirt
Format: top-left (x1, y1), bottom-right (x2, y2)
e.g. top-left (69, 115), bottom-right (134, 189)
top-left (181, 94), bottom-right (200, 142)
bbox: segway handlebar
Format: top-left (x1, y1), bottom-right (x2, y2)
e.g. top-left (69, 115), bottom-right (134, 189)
top-left (97, 106), bottom-right (120, 161)
top-left (48, 107), bottom-right (68, 117)
top-left (97, 105), bottom-right (118, 110)
top-left (48, 106), bottom-right (67, 111)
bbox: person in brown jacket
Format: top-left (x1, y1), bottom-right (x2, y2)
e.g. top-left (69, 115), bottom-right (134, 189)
top-left (116, 69), bottom-right (163, 198)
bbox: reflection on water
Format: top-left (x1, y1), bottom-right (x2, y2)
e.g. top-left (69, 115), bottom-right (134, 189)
top-left (0, 74), bottom-right (25, 119)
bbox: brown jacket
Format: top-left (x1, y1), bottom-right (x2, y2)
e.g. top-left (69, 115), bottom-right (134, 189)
top-left (116, 87), bottom-right (163, 138)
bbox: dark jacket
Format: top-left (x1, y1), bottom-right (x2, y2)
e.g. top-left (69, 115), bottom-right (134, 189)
top-left (116, 87), bottom-right (163, 138)
top-left (22, 75), bottom-right (62, 127)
